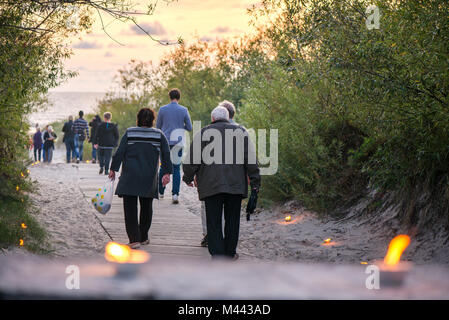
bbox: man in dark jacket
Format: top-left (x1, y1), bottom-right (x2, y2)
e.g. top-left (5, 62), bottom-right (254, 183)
top-left (62, 115), bottom-right (75, 163)
top-left (182, 106), bottom-right (261, 259)
top-left (94, 112), bottom-right (119, 175)
top-left (89, 115), bottom-right (102, 163)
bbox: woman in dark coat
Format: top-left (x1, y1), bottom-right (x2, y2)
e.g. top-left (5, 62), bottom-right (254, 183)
top-left (43, 125), bottom-right (57, 163)
top-left (109, 108), bottom-right (173, 248)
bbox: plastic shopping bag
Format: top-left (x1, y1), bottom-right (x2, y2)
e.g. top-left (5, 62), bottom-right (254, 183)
top-left (91, 179), bottom-right (114, 215)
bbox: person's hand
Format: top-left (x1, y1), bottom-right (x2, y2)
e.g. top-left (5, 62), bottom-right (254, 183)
top-left (94, 144), bottom-right (98, 149)
top-left (162, 174), bottom-right (170, 187)
top-left (109, 171), bottom-right (115, 181)
top-left (194, 175), bottom-right (198, 187)
top-left (185, 182), bottom-right (194, 187)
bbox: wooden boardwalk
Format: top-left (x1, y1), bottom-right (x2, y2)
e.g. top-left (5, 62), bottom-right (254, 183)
top-left (77, 163), bottom-right (212, 261)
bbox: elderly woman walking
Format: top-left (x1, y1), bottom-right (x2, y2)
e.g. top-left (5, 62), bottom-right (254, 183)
top-left (109, 108), bottom-right (173, 249)
top-left (43, 125), bottom-right (57, 163)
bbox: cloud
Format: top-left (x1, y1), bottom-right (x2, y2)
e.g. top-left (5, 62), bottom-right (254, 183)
top-left (72, 41), bottom-right (103, 49)
top-left (212, 26), bottom-right (231, 33)
top-left (128, 21), bottom-right (167, 36)
top-left (200, 36), bottom-right (214, 42)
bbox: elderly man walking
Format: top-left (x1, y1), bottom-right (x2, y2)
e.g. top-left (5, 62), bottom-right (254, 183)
top-left (199, 100), bottom-right (237, 247)
top-left (183, 106), bottom-right (261, 259)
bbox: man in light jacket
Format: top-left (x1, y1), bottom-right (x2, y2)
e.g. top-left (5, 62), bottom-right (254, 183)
top-left (156, 88), bottom-right (192, 204)
top-left (182, 106), bottom-right (261, 260)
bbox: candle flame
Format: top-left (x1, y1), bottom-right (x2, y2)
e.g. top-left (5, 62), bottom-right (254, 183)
top-left (285, 215), bottom-right (292, 222)
top-left (105, 242), bottom-right (131, 263)
top-left (384, 235), bottom-right (410, 266)
top-left (21, 223), bottom-right (27, 229)
top-left (19, 239), bottom-right (24, 246)
top-left (21, 172), bottom-right (25, 178)
top-left (104, 242), bottom-right (149, 264)
top-left (16, 186), bottom-right (19, 191)
top-left (324, 238), bottom-right (331, 244)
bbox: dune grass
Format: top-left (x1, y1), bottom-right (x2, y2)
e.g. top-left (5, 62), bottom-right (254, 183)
top-left (0, 194), bottom-right (49, 254)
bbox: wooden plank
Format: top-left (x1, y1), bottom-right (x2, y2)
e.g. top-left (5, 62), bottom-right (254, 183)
top-left (77, 164), bottom-right (213, 260)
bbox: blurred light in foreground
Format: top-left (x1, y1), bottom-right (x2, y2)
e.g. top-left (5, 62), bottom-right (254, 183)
top-left (384, 235), bottom-right (410, 267)
top-left (105, 242), bottom-right (149, 264)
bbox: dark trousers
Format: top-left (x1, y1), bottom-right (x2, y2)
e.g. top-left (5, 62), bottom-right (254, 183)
top-left (98, 148), bottom-right (113, 173)
top-left (65, 138), bottom-right (75, 163)
top-left (123, 196), bottom-right (154, 243)
top-left (91, 143), bottom-right (97, 160)
top-left (42, 144), bottom-right (47, 162)
top-left (33, 147), bottom-right (42, 162)
top-left (204, 193), bottom-right (242, 257)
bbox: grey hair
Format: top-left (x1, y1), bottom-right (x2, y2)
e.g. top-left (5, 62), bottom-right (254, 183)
top-left (211, 106), bottom-right (229, 122)
top-left (218, 100), bottom-right (235, 119)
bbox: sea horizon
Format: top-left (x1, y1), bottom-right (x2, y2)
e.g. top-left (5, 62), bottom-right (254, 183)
top-left (29, 91), bottom-right (107, 128)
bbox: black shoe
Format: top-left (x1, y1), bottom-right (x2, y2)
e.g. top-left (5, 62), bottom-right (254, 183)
top-left (76, 159), bottom-right (80, 164)
top-left (99, 167), bottom-right (103, 174)
top-left (105, 171), bottom-right (109, 175)
top-left (200, 235), bottom-right (208, 247)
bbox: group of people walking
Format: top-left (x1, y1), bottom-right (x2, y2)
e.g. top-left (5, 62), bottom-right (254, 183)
top-left (108, 88), bottom-right (261, 260)
top-left (34, 88), bottom-right (261, 260)
top-left (61, 111), bottom-right (119, 175)
top-left (32, 125), bottom-right (57, 163)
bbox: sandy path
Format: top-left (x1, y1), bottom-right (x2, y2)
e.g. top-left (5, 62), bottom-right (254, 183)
top-left (183, 187), bottom-right (449, 265)
top-left (28, 160), bottom-right (111, 258)
top-left (21, 147), bottom-right (449, 265)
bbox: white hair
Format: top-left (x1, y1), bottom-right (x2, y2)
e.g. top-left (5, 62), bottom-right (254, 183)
top-left (211, 106), bottom-right (229, 121)
top-left (218, 100), bottom-right (235, 119)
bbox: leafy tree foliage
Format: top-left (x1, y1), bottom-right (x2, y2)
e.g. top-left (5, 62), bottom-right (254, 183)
top-left (96, 0), bottom-right (449, 216)
top-left (0, 0), bottom-right (169, 250)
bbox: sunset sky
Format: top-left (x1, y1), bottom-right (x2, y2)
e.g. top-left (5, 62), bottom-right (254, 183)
top-left (54, 0), bottom-right (259, 93)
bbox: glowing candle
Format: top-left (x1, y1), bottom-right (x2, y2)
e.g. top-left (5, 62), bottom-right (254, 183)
top-left (377, 234), bottom-right (412, 287)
